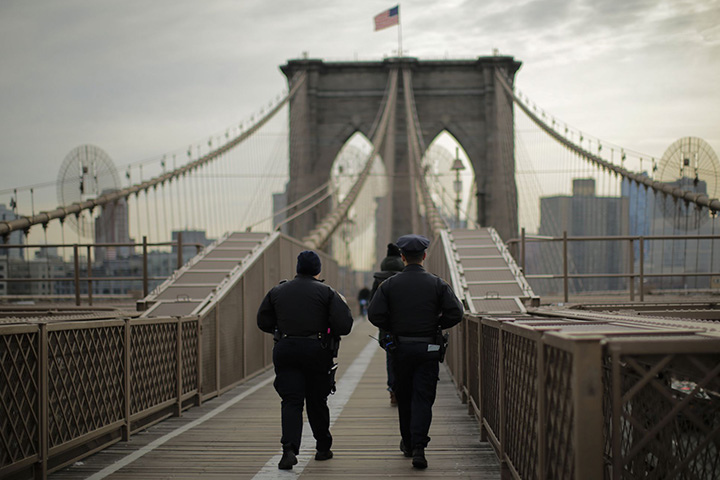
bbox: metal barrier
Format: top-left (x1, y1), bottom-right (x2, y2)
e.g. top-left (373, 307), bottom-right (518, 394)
top-left (507, 230), bottom-right (720, 302)
top-left (0, 314), bottom-right (199, 479)
top-left (448, 313), bottom-right (720, 480)
top-left (0, 232), bottom-right (340, 479)
top-left (0, 234), bottom-right (204, 306)
top-left (428, 228), bottom-right (719, 479)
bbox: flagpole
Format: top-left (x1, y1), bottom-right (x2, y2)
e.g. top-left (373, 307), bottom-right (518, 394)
top-left (398, 4), bottom-right (402, 56)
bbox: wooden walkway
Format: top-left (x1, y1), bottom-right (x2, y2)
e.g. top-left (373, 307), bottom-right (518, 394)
top-left (53, 319), bottom-right (501, 479)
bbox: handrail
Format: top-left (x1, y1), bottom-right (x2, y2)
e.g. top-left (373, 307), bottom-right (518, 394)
top-left (0, 238), bottom-right (203, 306)
top-left (508, 231), bottom-right (720, 302)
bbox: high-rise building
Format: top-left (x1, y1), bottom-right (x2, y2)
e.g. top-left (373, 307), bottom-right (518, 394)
top-left (645, 177), bottom-right (715, 289)
top-left (94, 192), bottom-right (132, 262)
top-left (171, 230), bottom-right (212, 265)
top-left (0, 203), bottom-right (26, 259)
top-left (536, 178), bottom-right (629, 294)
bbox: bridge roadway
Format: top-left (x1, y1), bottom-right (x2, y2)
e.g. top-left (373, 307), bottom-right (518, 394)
top-left (51, 319), bottom-right (501, 479)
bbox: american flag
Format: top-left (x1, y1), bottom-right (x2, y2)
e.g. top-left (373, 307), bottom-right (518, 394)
top-left (374, 5), bottom-right (399, 31)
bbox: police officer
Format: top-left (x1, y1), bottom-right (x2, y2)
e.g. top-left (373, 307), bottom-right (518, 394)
top-left (371, 243), bottom-right (405, 405)
top-left (368, 234), bottom-right (463, 469)
top-left (257, 250), bottom-right (353, 470)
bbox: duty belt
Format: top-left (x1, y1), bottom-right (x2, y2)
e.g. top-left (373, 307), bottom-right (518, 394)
top-left (283, 333), bottom-right (321, 339)
top-left (397, 335), bottom-right (435, 343)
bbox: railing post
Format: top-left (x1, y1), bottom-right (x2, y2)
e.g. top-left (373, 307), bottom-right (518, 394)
top-left (35, 323), bottom-right (48, 480)
top-left (142, 236), bottom-right (148, 298)
top-left (215, 307), bottom-right (221, 395)
top-left (563, 231), bottom-right (568, 303)
top-left (176, 231), bottom-right (183, 270)
top-left (86, 245), bottom-right (93, 306)
top-left (477, 319), bottom-right (486, 441)
top-left (196, 317), bottom-right (203, 406)
top-left (460, 314), bottom-right (472, 410)
top-left (498, 325), bottom-right (506, 468)
top-left (122, 318), bottom-right (131, 441)
top-left (73, 244), bottom-right (80, 306)
top-left (639, 236), bottom-right (645, 302)
top-left (536, 335), bottom-right (546, 479)
top-left (571, 337), bottom-right (604, 479)
top-left (610, 345), bottom-right (623, 479)
top-left (628, 238), bottom-right (635, 301)
top-left (520, 227), bottom-right (526, 274)
top-left (175, 319), bottom-right (183, 417)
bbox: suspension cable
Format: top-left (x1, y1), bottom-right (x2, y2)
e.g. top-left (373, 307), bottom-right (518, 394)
top-left (0, 71), bottom-right (308, 239)
top-left (495, 71), bottom-right (720, 214)
top-left (246, 180), bottom-right (333, 232)
top-left (402, 68), bottom-right (446, 237)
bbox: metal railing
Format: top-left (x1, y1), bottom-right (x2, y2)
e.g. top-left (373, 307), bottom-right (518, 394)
top-left (445, 313), bottom-right (720, 480)
top-left (429, 228), bottom-right (720, 479)
top-left (448, 315), bottom-right (720, 480)
top-left (1, 232), bottom-right (338, 479)
top-left (0, 235), bottom-right (204, 306)
top-left (0, 314), bottom-right (200, 479)
top-left (508, 229), bottom-right (720, 302)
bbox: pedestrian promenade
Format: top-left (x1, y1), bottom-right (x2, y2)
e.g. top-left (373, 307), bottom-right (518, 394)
top-left (52, 318), bottom-right (501, 479)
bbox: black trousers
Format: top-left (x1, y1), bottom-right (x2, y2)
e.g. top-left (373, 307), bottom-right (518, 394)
top-left (391, 342), bottom-right (440, 449)
top-left (273, 338), bottom-right (334, 453)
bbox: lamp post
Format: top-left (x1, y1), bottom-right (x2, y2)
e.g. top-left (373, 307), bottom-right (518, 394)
top-left (451, 148), bottom-right (465, 228)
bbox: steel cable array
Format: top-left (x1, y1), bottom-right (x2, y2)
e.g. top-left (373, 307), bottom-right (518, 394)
top-left (496, 71), bottom-right (720, 214)
top-left (0, 72), bottom-right (308, 239)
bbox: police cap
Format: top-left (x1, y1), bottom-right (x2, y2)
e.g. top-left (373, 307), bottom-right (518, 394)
top-left (396, 234), bottom-right (430, 254)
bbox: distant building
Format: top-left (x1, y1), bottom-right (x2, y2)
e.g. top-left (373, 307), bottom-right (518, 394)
top-left (0, 203), bottom-right (26, 259)
top-left (645, 177), bottom-right (715, 289)
top-left (621, 174), bottom-right (652, 263)
top-left (94, 192), bottom-right (133, 262)
top-left (536, 178), bottom-right (629, 294)
top-left (3, 255), bottom-right (67, 297)
top-left (171, 230), bottom-right (212, 265)
top-left (0, 260), bottom-right (6, 296)
top-left (1, 228), bottom-right (213, 300)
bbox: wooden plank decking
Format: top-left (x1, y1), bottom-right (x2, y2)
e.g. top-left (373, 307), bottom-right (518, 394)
top-left (52, 319), bottom-right (501, 479)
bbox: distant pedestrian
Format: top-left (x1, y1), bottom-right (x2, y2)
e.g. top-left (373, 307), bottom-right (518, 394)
top-left (368, 234), bottom-right (463, 469)
top-left (257, 250), bottom-right (354, 470)
top-left (357, 286), bottom-right (371, 316)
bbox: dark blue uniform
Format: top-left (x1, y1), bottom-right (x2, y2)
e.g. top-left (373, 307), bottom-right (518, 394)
top-left (257, 273), bottom-right (353, 457)
top-left (368, 235), bottom-right (463, 467)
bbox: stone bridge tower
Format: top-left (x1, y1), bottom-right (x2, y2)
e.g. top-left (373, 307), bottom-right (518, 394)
top-left (280, 56), bottom-right (522, 247)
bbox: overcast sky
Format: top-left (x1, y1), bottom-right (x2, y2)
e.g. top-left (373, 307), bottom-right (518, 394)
top-left (1, 0), bottom-right (718, 207)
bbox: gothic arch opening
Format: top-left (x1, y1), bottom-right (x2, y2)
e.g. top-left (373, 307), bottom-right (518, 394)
top-left (422, 131), bottom-right (476, 228)
top-left (330, 132), bottom-right (388, 271)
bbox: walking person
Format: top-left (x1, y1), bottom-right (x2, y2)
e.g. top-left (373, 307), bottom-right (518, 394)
top-left (370, 243), bottom-right (405, 405)
top-left (257, 250), bottom-right (354, 470)
top-left (368, 234), bottom-right (464, 469)
top-left (357, 286), bottom-right (371, 317)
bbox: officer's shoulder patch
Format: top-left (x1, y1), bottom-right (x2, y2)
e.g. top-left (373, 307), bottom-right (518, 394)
top-left (278, 279), bottom-right (288, 284)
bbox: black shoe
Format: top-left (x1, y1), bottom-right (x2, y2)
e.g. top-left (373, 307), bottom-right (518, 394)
top-left (315, 450), bottom-right (333, 461)
top-left (278, 448), bottom-right (298, 470)
top-left (412, 447), bottom-right (427, 469)
top-left (399, 440), bottom-right (412, 457)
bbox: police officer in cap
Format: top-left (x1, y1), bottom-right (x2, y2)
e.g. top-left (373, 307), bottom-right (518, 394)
top-left (368, 234), bottom-right (463, 469)
top-left (257, 250), bottom-right (353, 470)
